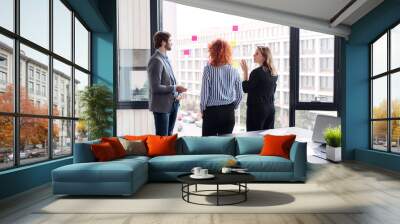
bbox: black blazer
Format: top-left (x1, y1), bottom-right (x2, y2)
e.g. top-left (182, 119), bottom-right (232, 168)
top-left (242, 66), bottom-right (278, 105)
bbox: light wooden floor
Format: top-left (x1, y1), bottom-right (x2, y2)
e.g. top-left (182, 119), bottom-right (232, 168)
top-left (1, 158), bottom-right (400, 224)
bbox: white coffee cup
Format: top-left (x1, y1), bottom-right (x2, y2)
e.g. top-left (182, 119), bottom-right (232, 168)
top-left (191, 167), bottom-right (202, 176)
top-left (200, 169), bottom-right (208, 176)
top-left (221, 167), bottom-right (232, 174)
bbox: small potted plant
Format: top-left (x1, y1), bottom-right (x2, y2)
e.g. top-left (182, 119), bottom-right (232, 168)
top-left (324, 126), bottom-right (341, 162)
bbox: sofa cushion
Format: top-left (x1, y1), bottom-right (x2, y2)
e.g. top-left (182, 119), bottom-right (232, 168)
top-left (53, 158), bottom-right (147, 183)
top-left (115, 155), bottom-right (150, 163)
top-left (149, 154), bottom-right (235, 172)
top-left (119, 138), bottom-right (147, 156)
top-left (73, 139), bottom-right (100, 163)
top-left (235, 137), bottom-right (263, 155)
top-left (260, 134), bottom-right (296, 159)
top-left (147, 134), bottom-right (178, 157)
top-left (91, 142), bottom-right (118, 161)
top-left (178, 136), bottom-right (236, 155)
top-left (236, 155), bottom-right (293, 172)
top-left (101, 137), bottom-right (127, 158)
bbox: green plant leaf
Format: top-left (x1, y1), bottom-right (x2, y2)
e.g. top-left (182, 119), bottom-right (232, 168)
top-left (79, 84), bottom-right (114, 140)
top-left (323, 126), bottom-right (341, 147)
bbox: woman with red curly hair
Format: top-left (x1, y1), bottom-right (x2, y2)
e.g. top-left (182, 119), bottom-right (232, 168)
top-left (200, 39), bottom-right (243, 136)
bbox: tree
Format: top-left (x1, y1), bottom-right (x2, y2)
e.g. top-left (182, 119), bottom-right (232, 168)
top-left (372, 99), bottom-right (400, 142)
top-left (0, 84), bottom-right (59, 151)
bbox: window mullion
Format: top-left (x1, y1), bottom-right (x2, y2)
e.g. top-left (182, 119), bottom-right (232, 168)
top-left (14, 0), bottom-right (21, 167)
top-left (71, 10), bottom-right (76, 153)
top-left (387, 30), bottom-right (391, 152)
top-left (49, 0), bottom-right (54, 160)
top-left (289, 27), bottom-right (299, 127)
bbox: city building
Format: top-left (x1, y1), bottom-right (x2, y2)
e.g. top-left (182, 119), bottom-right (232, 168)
top-left (0, 0), bottom-right (400, 223)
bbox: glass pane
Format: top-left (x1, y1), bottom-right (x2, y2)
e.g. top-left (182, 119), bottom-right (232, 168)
top-left (295, 110), bottom-right (338, 131)
top-left (75, 18), bottom-right (89, 70)
top-left (372, 33), bottom-right (387, 76)
top-left (75, 120), bottom-right (88, 143)
top-left (391, 72), bottom-right (400, 118)
top-left (0, 116), bottom-right (14, 170)
top-left (20, 117), bottom-right (49, 165)
top-left (20, 0), bottom-right (49, 49)
top-left (117, 0), bottom-right (151, 102)
top-left (20, 44), bottom-right (49, 115)
top-left (0, 0), bottom-right (13, 31)
top-left (0, 34), bottom-right (14, 113)
top-left (391, 24), bottom-right (400, 70)
top-left (299, 30), bottom-right (334, 103)
top-left (118, 70), bottom-right (149, 101)
top-left (372, 121), bottom-right (388, 151)
top-left (74, 69), bottom-right (89, 118)
top-left (372, 76), bottom-right (387, 119)
top-left (163, 1), bottom-right (290, 135)
top-left (53, 0), bottom-right (72, 60)
top-left (53, 119), bottom-right (72, 158)
top-left (391, 120), bottom-right (400, 153)
top-left (53, 59), bottom-right (72, 117)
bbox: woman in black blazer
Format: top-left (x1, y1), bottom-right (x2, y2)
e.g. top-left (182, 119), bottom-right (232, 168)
top-left (240, 46), bottom-right (278, 131)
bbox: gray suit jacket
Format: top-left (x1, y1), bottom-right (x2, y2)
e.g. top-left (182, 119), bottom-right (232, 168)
top-left (147, 51), bottom-right (175, 113)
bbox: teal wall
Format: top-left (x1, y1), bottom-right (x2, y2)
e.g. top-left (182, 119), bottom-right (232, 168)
top-left (0, 0), bottom-right (116, 200)
top-left (344, 0), bottom-right (400, 170)
top-left (0, 158), bottom-right (72, 199)
top-left (91, 0), bottom-right (117, 135)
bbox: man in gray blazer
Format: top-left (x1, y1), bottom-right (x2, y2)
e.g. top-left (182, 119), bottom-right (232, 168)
top-left (147, 31), bottom-right (187, 136)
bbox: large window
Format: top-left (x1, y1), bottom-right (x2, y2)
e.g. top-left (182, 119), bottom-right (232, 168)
top-left (116, 0), bottom-right (341, 136)
top-left (117, 0), bottom-right (151, 105)
top-left (299, 30), bottom-right (334, 103)
top-left (162, 1), bottom-right (290, 135)
top-left (0, 0), bottom-right (91, 170)
top-left (370, 23), bottom-right (400, 153)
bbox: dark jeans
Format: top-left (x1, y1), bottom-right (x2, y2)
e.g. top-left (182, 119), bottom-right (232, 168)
top-left (246, 103), bottom-right (275, 131)
top-left (202, 103), bottom-right (235, 136)
top-left (153, 101), bottom-right (180, 136)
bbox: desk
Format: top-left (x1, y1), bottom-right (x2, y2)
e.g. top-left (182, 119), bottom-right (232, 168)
top-left (226, 127), bottom-right (328, 164)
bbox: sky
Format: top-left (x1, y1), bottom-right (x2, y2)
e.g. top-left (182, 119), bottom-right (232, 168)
top-left (0, 0), bottom-right (88, 70)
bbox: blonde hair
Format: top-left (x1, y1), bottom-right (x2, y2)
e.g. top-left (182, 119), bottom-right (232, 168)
top-left (257, 46), bottom-right (277, 76)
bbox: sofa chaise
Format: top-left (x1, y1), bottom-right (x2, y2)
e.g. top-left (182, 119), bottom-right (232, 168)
top-left (52, 136), bottom-right (307, 196)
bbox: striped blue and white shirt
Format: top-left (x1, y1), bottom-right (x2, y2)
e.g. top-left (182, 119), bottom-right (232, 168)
top-left (200, 64), bottom-right (243, 111)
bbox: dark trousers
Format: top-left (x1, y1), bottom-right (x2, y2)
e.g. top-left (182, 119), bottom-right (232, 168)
top-left (153, 101), bottom-right (179, 136)
top-left (246, 104), bottom-right (275, 131)
top-left (202, 103), bottom-right (235, 136)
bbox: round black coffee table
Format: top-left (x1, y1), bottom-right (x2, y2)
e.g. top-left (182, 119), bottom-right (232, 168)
top-left (177, 173), bottom-right (255, 206)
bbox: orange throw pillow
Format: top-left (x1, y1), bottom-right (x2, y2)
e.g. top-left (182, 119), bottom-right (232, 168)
top-left (146, 134), bottom-right (178, 157)
top-left (260, 134), bottom-right (296, 159)
top-left (101, 137), bottom-right (127, 158)
top-left (124, 135), bottom-right (154, 142)
top-left (91, 142), bottom-right (117, 162)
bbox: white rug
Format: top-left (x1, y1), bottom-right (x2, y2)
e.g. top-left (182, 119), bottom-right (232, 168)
top-left (38, 183), bottom-right (362, 214)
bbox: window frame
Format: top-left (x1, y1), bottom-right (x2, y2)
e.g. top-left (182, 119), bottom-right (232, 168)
top-left (115, 0), bottom-right (160, 109)
top-left (369, 19), bottom-right (400, 154)
top-left (115, 1), bottom-right (342, 129)
top-left (290, 27), bottom-right (341, 127)
top-left (0, 0), bottom-right (92, 171)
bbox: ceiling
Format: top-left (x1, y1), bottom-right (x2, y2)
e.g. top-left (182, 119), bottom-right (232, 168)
top-left (169, 0), bottom-right (384, 38)
top-left (226, 0), bottom-right (353, 24)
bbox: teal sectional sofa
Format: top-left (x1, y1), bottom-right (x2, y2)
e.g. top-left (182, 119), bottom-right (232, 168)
top-left (52, 136), bottom-right (307, 196)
